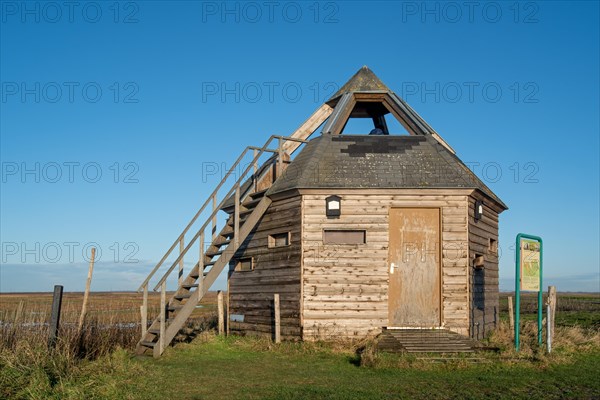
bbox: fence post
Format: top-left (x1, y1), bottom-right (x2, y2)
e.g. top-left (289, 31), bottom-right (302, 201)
top-left (508, 296), bottom-right (515, 330)
top-left (274, 293), bottom-right (281, 343)
top-left (547, 286), bottom-right (556, 353)
top-left (217, 290), bottom-right (224, 335)
top-left (48, 285), bottom-right (63, 350)
top-left (78, 247), bottom-right (95, 332)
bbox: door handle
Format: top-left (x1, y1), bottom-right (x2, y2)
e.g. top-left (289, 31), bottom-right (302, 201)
top-left (389, 263), bottom-right (396, 274)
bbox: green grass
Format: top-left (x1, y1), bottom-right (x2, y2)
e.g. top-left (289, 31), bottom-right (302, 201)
top-left (2, 292), bottom-right (599, 399)
top-left (3, 333), bottom-right (598, 400)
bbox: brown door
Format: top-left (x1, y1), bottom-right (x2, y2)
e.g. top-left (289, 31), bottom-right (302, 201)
top-left (388, 208), bottom-right (441, 327)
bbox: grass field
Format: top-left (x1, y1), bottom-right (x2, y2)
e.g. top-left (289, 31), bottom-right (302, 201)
top-left (0, 291), bottom-right (598, 399)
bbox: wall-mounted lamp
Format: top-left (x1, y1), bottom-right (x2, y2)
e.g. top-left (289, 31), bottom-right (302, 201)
top-left (474, 200), bottom-right (483, 222)
top-left (325, 195), bottom-right (341, 218)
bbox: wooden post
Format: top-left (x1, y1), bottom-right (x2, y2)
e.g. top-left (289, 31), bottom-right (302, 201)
top-left (274, 293), bottom-right (281, 343)
top-left (547, 286), bottom-right (556, 353)
top-left (212, 194), bottom-right (217, 240)
top-left (78, 247), bottom-right (95, 332)
top-left (508, 296), bottom-right (515, 330)
top-left (48, 285), bottom-right (63, 349)
top-left (158, 281), bottom-right (166, 357)
top-left (277, 137), bottom-right (283, 179)
top-left (141, 284), bottom-right (148, 337)
top-left (217, 290), bottom-right (224, 335)
top-left (14, 300), bottom-right (23, 323)
top-left (178, 236), bottom-right (184, 286)
top-left (234, 186), bottom-right (240, 249)
top-left (198, 232), bottom-right (205, 291)
top-left (253, 148), bottom-right (258, 192)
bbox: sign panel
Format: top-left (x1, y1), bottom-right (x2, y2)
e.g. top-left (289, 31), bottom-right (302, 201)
top-left (520, 238), bottom-right (541, 291)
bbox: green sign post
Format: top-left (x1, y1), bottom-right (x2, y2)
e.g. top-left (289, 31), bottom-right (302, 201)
top-left (515, 233), bottom-right (543, 351)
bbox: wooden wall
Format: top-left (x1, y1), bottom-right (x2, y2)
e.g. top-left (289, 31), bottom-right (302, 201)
top-left (467, 194), bottom-right (501, 339)
top-left (228, 196), bottom-right (303, 339)
top-left (301, 192), bottom-right (471, 339)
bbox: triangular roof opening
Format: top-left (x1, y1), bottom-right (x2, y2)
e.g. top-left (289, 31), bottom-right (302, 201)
top-left (319, 66), bottom-right (455, 153)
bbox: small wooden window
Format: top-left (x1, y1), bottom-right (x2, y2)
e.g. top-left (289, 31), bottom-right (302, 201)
top-left (268, 232), bottom-right (290, 248)
top-left (323, 229), bottom-right (366, 245)
top-left (489, 238), bottom-right (498, 254)
top-left (236, 257), bottom-right (254, 272)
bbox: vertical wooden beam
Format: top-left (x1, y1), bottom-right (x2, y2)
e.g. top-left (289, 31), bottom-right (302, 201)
top-left (141, 284), bottom-right (148, 337)
top-left (217, 290), bottom-right (224, 335)
top-left (508, 296), bottom-right (515, 330)
top-left (158, 281), bottom-right (166, 358)
top-left (198, 232), bottom-right (205, 291)
top-left (48, 285), bottom-right (63, 350)
top-left (178, 236), bottom-right (184, 286)
top-left (212, 194), bottom-right (217, 240)
top-left (234, 186), bottom-right (240, 249)
top-left (253, 148), bottom-right (258, 192)
top-left (78, 247), bottom-right (95, 332)
top-left (277, 137), bottom-right (283, 179)
top-left (274, 293), bottom-right (281, 343)
top-left (226, 280), bottom-right (230, 336)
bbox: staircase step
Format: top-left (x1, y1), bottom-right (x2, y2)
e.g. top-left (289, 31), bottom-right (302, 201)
top-left (249, 189), bottom-right (268, 199)
top-left (168, 305), bottom-right (183, 312)
top-left (174, 293), bottom-right (192, 300)
top-left (214, 237), bottom-right (231, 247)
top-left (242, 197), bottom-right (262, 208)
top-left (148, 328), bottom-right (160, 335)
top-left (182, 284), bottom-right (198, 289)
top-left (205, 250), bottom-right (223, 258)
top-left (378, 329), bottom-right (477, 354)
top-left (140, 341), bottom-right (157, 348)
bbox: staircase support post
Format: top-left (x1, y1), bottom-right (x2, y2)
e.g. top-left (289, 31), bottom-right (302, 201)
top-left (198, 232), bottom-right (205, 290)
top-left (178, 236), bottom-right (184, 286)
top-left (234, 186), bottom-right (240, 249)
top-left (253, 149), bottom-right (258, 192)
top-left (158, 281), bottom-right (166, 357)
top-left (141, 284), bottom-right (148, 337)
top-left (212, 194), bottom-right (217, 240)
top-left (217, 290), bottom-right (224, 335)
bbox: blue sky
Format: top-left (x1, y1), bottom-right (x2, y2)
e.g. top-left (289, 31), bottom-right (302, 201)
top-left (1, 1), bottom-right (598, 293)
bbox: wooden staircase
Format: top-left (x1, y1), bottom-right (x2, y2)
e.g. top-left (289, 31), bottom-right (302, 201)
top-left (377, 328), bottom-right (478, 354)
top-left (135, 134), bottom-right (309, 357)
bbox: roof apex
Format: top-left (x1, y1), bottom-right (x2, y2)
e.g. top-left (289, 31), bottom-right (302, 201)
top-left (327, 66), bottom-right (391, 105)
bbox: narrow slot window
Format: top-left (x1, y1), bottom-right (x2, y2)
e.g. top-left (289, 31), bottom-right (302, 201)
top-left (323, 229), bottom-right (366, 245)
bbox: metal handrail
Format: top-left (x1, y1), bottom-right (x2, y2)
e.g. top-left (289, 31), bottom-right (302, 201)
top-left (141, 134), bottom-right (309, 292)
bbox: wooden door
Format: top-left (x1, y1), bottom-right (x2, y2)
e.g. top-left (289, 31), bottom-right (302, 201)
top-left (388, 208), bottom-right (441, 327)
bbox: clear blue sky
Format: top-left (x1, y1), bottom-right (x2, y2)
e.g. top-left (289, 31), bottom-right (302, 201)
top-left (1, 1), bottom-right (598, 293)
